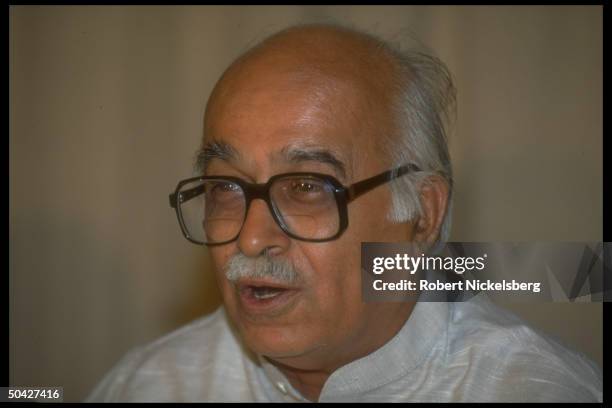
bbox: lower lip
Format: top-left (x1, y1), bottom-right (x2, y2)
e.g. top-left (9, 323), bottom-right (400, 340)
top-left (237, 286), bottom-right (300, 315)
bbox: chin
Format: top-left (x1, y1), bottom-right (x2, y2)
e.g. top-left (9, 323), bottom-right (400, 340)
top-left (221, 285), bottom-right (328, 362)
top-left (238, 319), bottom-right (325, 363)
top-left (241, 319), bottom-right (302, 353)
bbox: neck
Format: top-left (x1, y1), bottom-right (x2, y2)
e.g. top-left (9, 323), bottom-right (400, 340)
top-left (265, 357), bottom-right (331, 401)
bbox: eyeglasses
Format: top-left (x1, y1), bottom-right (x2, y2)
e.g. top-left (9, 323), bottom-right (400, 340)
top-left (169, 164), bottom-right (420, 245)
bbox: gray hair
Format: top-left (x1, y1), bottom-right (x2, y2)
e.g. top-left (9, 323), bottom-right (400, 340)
top-left (381, 41), bottom-right (457, 244)
top-left (224, 251), bottom-right (301, 284)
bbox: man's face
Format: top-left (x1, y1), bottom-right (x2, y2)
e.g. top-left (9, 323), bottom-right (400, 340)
top-left (203, 58), bottom-right (415, 370)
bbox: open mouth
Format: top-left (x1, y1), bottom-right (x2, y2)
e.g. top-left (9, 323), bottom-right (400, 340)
top-left (246, 285), bottom-right (288, 300)
top-left (235, 280), bottom-right (299, 313)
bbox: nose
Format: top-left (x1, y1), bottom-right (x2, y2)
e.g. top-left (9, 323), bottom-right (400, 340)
top-left (237, 198), bottom-right (291, 257)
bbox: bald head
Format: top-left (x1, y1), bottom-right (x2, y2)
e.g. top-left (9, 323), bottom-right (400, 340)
top-left (226, 24), bottom-right (397, 83)
top-left (204, 24), bottom-right (402, 156)
top-left (214, 24), bottom-right (398, 91)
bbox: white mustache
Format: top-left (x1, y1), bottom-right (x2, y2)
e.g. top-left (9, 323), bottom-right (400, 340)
top-left (224, 252), bottom-right (301, 285)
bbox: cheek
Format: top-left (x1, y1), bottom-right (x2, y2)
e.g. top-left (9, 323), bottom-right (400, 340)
top-left (298, 197), bottom-right (404, 322)
top-left (300, 243), bottom-right (365, 320)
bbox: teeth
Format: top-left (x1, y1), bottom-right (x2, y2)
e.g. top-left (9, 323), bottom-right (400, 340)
top-left (252, 287), bottom-right (284, 300)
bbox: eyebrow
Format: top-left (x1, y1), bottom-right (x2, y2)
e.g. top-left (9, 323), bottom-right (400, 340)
top-left (194, 141), bottom-right (348, 180)
top-left (194, 141), bottom-right (239, 174)
top-left (280, 146), bottom-right (347, 180)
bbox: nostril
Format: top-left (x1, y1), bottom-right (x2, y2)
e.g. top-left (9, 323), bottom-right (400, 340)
top-left (261, 246), bottom-right (284, 257)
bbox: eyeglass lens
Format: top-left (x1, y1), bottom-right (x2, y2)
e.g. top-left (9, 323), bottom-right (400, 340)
top-left (177, 176), bottom-right (341, 244)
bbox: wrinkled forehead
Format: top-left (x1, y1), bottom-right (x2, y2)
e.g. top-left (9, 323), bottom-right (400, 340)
top-left (203, 73), bottom-right (386, 181)
top-left (206, 72), bottom-right (395, 179)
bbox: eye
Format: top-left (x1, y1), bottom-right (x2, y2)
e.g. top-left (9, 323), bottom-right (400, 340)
top-left (208, 181), bottom-right (242, 202)
top-left (214, 182), bottom-right (240, 192)
top-left (282, 178), bottom-right (333, 205)
top-left (290, 180), bottom-right (323, 194)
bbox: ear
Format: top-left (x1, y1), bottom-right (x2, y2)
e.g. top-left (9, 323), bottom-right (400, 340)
top-left (413, 175), bottom-right (450, 245)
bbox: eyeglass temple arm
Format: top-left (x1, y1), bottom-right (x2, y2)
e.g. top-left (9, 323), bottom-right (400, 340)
top-left (169, 184), bottom-right (206, 208)
top-left (347, 164), bottom-right (420, 202)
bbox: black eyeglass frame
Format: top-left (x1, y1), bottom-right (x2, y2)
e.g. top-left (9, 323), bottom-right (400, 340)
top-left (169, 163), bottom-right (420, 246)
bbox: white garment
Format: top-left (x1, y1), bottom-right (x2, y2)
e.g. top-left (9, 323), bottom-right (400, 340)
top-left (85, 294), bottom-right (602, 402)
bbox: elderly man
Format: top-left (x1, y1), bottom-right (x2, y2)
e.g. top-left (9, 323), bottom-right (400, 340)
top-left (87, 24), bottom-right (602, 402)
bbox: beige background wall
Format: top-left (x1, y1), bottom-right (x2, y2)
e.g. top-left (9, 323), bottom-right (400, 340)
top-left (9, 6), bottom-right (602, 402)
